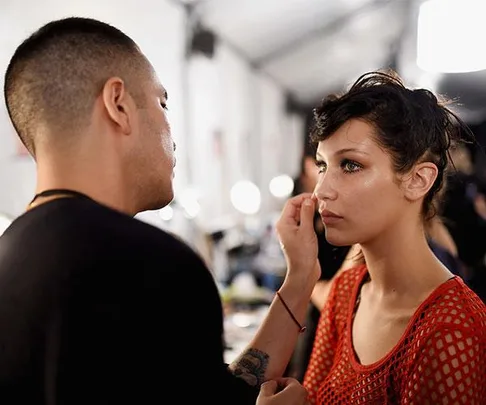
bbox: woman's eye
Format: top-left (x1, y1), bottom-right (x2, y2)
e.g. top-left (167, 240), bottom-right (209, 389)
top-left (317, 164), bottom-right (326, 174)
top-left (315, 159), bottom-right (326, 174)
top-left (342, 159), bottom-right (362, 173)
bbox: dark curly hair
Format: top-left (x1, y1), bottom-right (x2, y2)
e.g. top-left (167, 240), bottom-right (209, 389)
top-left (310, 70), bottom-right (475, 220)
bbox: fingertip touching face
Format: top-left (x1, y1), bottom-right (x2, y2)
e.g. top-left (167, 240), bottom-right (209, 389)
top-left (313, 119), bottom-right (407, 247)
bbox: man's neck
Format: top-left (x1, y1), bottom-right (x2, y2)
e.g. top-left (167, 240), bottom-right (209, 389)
top-left (27, 188), bottom-right (98, 210)
top-left (35, 166), bottom-right (135, 216)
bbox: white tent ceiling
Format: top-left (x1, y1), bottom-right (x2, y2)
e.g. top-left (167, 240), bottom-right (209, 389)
top-left (187, 0), bottom-right (412, 106)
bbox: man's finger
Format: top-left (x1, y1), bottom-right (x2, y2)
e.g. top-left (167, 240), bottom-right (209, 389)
top-left (299, 198), bottom-right (315, 231)
top-left (273, 377), bottom-right (298, 387)
top-left (274, 378), bottom-right (309, 402)
top-left (259, 380), bottom-right (278, 397)
top-left (279, 193), bottom-right (313, 225)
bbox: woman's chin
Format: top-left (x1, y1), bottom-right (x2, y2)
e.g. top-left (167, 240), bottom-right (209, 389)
top-left (324, 231), bottom-right (355, 247)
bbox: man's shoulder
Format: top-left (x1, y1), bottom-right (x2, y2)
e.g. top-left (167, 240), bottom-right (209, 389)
top-left (2, 198), bottom-right (203, 263)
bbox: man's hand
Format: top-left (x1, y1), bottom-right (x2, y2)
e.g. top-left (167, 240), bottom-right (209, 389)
top-left (256, 378), bottom-right (310, 405)
top-left (275, 193), bottom-right (321, 284)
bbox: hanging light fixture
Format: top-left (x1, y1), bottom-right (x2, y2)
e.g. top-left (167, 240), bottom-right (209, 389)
top-left (417, 0), bottom-right (486, 73)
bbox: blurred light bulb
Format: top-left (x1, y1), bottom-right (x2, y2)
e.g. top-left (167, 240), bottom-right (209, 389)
top-left (183, 200), bottom-right (201, 219)
top-left (180, 187), bottom-right (201, 219)
top-left (232, 313), bottom-right (253, 328)
top-left (417, 0), bottom-right (486, 73)
top-left (230, 180), bottom-right (261, 215)
top-left (158, 205), bottom-right (174, 221)
top-left (269, 174), bottom-right (294, 198)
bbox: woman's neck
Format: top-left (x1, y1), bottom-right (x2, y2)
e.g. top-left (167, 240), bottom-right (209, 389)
top-left (360, 223), bottom-right (453, 300)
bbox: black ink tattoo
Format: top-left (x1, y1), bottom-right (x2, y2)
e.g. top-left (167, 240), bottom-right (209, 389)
top-left (231, 348), bottom-right (269, 387)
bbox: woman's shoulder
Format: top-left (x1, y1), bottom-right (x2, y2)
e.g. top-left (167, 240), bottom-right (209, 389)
top-left (323, 265), bottom-right (368, 332)
top-left (424, 277), bottom-right (486, 323)
top-left (329, 265), bottom-right (368, 311)
top-left (333, 265), bottom-right (368, 293)
top-left (412, 277), bottom-right (486, 347)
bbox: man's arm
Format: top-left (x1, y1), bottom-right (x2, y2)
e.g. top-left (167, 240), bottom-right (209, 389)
top-left (228, 273), bottom-right (317, 386)
top-left (229, 193), bottom-right (320, 386)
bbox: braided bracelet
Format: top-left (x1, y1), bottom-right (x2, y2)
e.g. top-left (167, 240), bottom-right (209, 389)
top-left (276, 291), bottom-right (306, 333)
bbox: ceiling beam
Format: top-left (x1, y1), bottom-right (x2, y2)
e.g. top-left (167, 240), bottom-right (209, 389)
top-left (254, 0), bottom-right (397, 68)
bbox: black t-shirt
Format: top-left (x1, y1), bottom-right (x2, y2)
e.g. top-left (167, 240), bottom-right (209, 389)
top-left (0, 197), bottom-right (258, 404)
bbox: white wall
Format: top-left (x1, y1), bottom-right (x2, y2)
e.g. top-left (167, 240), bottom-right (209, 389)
top-left (0, 0), bottom-right (187, 218)
top-left (186, 53), bottom-right (226, 222)
top-left (256, 76), bottom-right (306, 214)
top-left (185, 42), bottom-right (305, 231)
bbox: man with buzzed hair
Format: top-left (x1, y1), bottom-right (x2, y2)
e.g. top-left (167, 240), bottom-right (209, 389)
top-left (5, 17), bottom-right (173, 212)
top-left (6, 17), bottom-right (148, 155)
top-left (0, 17), bottom-right (317, 404)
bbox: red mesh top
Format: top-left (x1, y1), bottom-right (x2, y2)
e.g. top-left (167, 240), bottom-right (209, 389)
top-left (303, 265), bottom-right (486, 404)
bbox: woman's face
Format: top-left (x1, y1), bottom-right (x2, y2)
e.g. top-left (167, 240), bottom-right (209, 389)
top-left (314, 118), bottom-right (408, 246)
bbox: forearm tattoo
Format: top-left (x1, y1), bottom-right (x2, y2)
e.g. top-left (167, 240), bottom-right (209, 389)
top-left (231, 348), bottom-right (269, 387)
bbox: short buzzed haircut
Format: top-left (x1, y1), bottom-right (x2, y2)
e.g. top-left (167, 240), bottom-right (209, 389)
top-left (4, 17), bottom-right (148, 156)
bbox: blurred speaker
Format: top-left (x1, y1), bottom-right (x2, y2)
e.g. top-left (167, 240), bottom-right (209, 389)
top-left (190, 24), bottom-right (217, 58)
top-left (285, 93), bottom-right (309, 115)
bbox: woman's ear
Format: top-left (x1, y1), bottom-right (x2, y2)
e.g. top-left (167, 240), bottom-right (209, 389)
top-left (402, 162), bottom-right (438, 202)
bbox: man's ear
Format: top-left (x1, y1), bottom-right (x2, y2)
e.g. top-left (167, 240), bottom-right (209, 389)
top-left (101, 77), bottom-right (133, 135)
top-left (402, 162), bottom-right (438, 201)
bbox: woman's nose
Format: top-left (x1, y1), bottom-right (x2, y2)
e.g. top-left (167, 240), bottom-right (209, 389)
top-left (314, 173), bottom-right (338, 201)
